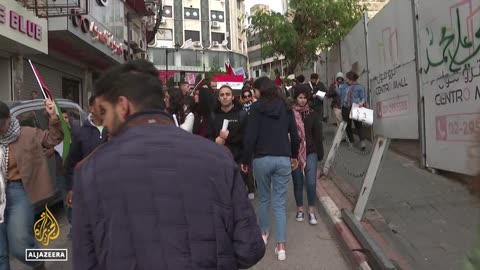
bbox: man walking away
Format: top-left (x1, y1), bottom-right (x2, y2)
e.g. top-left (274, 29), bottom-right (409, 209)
top-left (337, 71), bottom-right (367, 150)
top-left (65, 95), bottom-right (108, 237)
top-left (72, 60), bottom-right (265, 270)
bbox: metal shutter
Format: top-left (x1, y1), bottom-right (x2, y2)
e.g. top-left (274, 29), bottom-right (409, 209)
top-left (23, 62), bottom-right (62, 100)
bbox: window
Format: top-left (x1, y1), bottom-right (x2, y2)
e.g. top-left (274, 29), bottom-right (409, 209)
top-left (211, 11), bottom-right (224, 22)
top-left (163, 5), bottom-right (172, 18)
top-left (184, 8), bottom-right (199, 20)
top-left (62, 78), bottom-right (81, 104)
top-left (16, 111), bottom-right (39, 128)
top-left (211, 32), bottom-right (225, 43)
top-left (185, 30), bottom-right (200, 41)
top-left (157, 28), bottom-right (173, 40)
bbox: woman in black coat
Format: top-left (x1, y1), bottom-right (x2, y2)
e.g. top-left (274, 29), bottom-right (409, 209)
top-left (291, 84), bottom-right (324, 225)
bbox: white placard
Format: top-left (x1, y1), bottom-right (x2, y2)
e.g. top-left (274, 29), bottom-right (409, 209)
top-left (315, 91), bottom-right (326, 100)
top-left (349, 103), bottom-right (374, 126)
top-left (368, 0), bottom-right (419, 139)
top-left (222, 119), bottom-right (229, 131)
top-left (172, 114), bottom-right (179, 127)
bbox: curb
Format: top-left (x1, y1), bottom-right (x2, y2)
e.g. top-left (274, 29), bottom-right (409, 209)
top-left (316, 178), bottom-right (372, 270)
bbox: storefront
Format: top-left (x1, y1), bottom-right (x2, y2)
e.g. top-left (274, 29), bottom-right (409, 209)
top-left (0, 0), bottom-right (48, 100)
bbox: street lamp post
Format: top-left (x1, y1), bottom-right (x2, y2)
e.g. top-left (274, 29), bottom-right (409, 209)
top-left (202, 47), bottom-right (208, 79)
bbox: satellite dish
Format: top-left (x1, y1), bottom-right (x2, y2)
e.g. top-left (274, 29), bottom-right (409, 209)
top-left (222, 40), bottom-right (229, 46)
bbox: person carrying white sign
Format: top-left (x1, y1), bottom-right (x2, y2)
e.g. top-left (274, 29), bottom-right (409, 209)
top-left (336, 71), bottom-right (367, 150)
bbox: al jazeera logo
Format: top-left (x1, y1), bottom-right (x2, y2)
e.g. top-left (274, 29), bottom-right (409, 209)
top-left (25, 204), bottom-right (68, 262)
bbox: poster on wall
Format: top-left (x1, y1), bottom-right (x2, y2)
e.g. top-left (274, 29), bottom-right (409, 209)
top-left (341, 16), bottom-right (368, 90)
top-left (418, 0), bottom-right (480, 175)
top-left (368, 0), bottom-right (419, 139)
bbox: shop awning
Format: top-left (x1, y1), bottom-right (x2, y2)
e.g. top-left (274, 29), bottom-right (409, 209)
top-left (126, 0), bottom-right (155, 16)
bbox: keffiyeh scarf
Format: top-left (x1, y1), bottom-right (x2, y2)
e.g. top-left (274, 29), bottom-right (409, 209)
top-left (293, 104), bottom-right (312, 172)
top-left (0, 118), bottom-right (21, 223)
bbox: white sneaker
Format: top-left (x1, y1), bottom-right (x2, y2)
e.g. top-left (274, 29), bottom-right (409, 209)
top-left (248, 193), bottom-right (255, 200)
top-left (261, 232), bottom-right (269, 245)
top-left (275, 247), bottom-right (286, 261)
top-left (309, 213), bottom-right (318, 225)
top-left (295, 211), bottom-right (304, 222)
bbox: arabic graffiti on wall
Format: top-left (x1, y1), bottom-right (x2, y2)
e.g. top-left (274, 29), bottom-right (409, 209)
top-left (424, 5), bottom-right (480, 74)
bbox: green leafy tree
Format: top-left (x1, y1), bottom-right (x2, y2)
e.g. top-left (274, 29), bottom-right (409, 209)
top-left (248, 0), bottom-right (365, 74)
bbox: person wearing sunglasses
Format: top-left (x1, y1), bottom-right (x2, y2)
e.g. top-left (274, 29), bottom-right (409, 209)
top-left (241, 87), bottom-right (254, 114)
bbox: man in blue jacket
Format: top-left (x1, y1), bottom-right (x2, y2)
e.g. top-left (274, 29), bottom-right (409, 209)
top-left (65, 95), bottom-right (108, 236)
top-left (72, 60), bottom-right (265, 270)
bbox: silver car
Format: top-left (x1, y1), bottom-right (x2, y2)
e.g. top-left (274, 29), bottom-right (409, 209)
top-left (5, 99), bottom-right (87, 213)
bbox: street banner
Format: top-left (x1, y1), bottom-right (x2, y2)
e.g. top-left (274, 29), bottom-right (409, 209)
top-left (368, 0), bottom-right (419, 139)
top-left (418, 0), bottom-right (480, 175)
top-left (185, 73), bottom-right (196, 85)
top-left (28, 60), bottom-right (72, 163)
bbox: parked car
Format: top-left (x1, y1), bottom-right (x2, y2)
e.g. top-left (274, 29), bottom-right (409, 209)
top-left (5, 99), bottom-right (87, 213)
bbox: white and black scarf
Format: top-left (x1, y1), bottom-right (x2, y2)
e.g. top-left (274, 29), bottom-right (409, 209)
top-left (0, 118), bottom-right (21, 223)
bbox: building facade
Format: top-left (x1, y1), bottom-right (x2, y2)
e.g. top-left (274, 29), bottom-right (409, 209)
top-left (247, 4), bottom-right (285, 80)
top-left (148, 0), bottom-right (248, 83)
top-left (0, 0), bottom-right (151, 107)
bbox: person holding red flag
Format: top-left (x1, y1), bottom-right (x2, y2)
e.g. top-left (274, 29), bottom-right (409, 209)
top-left (0, 99), bottom-right (63, 270)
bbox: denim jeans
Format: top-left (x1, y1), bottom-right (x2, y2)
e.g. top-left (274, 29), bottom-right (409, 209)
top-left (253, 156), bottom-right (291, 243)
top-left (292, 153), bottom-right (319, 208)
top-left (0, 181), bottom-right (41, 270)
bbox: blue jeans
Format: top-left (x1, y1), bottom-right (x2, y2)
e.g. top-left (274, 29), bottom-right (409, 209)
top-left (253, 156), bottom-right (291, 243)
top-left (292, 153), bottom-right (319, 208)
top-left (0, 181), bottom-right (41, 270)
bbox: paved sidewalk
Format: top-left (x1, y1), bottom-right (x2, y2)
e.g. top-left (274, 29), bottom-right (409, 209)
top-left (323, 124), bottom-right (480, 270)
top-left (250, 184), bottom-right (351, 270)
top-left (11, 184), bottom-right (351, 270)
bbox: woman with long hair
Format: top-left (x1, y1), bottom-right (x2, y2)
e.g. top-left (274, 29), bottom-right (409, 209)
top-left (165, 88), bottom-right (195, 132)
top-left (291, 84), bottom-right (324, 225)
top-left (191, 84), bottom-right (213, 137)
top-left (240, 87), bottom-right (254, 114)
top-left (241, 77), bottom-right (300, 261)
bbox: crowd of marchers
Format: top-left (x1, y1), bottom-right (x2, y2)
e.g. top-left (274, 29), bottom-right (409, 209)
top-left (0, 59), bottom-right (369, 270)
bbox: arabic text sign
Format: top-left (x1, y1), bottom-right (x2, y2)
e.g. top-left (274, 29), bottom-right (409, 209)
top-left (419, 0), bottom-right (480, 175)
top-left (367, 0), bottom-right (418, 139)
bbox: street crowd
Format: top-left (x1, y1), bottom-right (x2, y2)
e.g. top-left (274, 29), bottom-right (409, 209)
top-left (0, 60), bottom-right (368, 270)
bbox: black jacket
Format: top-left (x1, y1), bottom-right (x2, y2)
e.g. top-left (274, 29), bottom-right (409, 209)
top-left (302, 110), bottom-right (324, 160)
top-left (65, 117), bottom-right (108, 191)
top-left (308, 81), bottom-right (327, 115)
top-left (242, 99), bottom-right (300, 165)
top-left (208, 105), bottom-right (247, 162)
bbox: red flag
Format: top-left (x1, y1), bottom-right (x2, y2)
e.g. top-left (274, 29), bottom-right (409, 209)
top-left (28, 60), bottom-right (53, 100)
top-left (225, 63), bottom-right (234, 75)
top-left (28, 59), bottom-right (72, 163)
